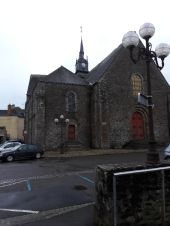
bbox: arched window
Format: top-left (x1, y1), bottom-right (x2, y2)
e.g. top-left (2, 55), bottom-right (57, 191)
top-left (67, 92), bottom-right (77, 112)
top-left (131, 74), bottom-right (142, 96)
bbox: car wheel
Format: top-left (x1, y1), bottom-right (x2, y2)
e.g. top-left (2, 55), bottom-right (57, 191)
top-left (35, 153), bottom-right (41, 159)
top-left (6, 155), bottom-right (14, 162)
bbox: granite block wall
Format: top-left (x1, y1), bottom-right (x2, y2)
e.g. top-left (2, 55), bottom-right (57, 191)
top-left (94, 163), bottom-right (170, 226)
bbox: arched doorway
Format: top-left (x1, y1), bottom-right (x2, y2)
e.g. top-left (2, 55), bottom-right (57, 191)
top-left (68, 125), bottom-right (76, 141)
top-left (131, 112), bottom-right (145, 140)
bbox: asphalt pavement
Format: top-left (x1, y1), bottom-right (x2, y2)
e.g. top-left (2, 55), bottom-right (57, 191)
top-left (23, 204), bottom-right (94, 226)
top-left (0, 148), bottom-right (166, 226)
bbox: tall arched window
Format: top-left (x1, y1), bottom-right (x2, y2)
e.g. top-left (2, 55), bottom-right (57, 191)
top-left (67, 92), bottom-right (77, 112)
top-left (131, 74), bottom-right (143, 96)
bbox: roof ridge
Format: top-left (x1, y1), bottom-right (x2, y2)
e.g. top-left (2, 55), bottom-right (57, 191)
top-left (86, 44), bottom-right (123, 84)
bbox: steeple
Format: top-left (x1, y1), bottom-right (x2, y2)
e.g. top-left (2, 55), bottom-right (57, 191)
top-left (75, 27), bottom-right (88, 75)
top-left (79, 38), bottom-right (84, 59)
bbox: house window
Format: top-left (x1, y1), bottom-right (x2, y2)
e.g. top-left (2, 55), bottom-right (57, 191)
top-left (67, 92), bottom-right (76, 112)
top-left (131, 74), bottom-right (142, 96)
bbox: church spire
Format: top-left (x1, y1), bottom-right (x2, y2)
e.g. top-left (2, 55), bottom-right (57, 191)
top-left (75, 26), bottom-right (88, 75)
top-left (79, 38), bottom-right (84, 59)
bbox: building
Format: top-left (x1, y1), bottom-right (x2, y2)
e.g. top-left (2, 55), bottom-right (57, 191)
top-left (25, 37), bottom-right (170, 151)
top-left (0, 104), bottom-right (25, 143)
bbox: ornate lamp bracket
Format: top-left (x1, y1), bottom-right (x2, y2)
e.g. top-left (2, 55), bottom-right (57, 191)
top-left (129, 43), bottom-right (165, 70)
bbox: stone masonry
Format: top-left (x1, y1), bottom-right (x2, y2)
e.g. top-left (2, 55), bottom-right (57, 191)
top-left (94, 163), bottom-right (170, 226)
top-left (25, 40), bottom-right (170, 151)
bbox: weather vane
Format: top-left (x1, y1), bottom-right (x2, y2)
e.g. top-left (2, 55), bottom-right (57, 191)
top-left (80, 26), bottom-right (83, 34)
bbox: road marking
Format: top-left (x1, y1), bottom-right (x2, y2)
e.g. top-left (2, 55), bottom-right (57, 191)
top-left (0, 179), bottom-right (28, 188)
top-left (26, 180), bottom-right (32, 191)
top-left (0, 208), bottom-right (39, 214)
top-left (0, 202), bottom-right (94, 226)
top-left (78, 175), bottom-right (94, 184)
top-left (0, 170), bottom-right (93, 188)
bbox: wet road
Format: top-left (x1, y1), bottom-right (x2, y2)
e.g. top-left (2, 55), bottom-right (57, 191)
top-left (0, 151), bottom-right (165, 225)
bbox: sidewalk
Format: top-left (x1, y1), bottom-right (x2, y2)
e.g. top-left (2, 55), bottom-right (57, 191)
top-left (44, 148), bottom-right (148, 158)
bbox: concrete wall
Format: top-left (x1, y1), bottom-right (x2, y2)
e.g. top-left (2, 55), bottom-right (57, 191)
top-left (0, 116), bottom-right (24, 140)
top-left (94, 163), bottom-right (170, 226)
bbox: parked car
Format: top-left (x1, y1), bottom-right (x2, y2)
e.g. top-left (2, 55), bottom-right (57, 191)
top-left (0, 139), bottom-right (24, 146)
top-left (0, 144), bottom-right (44, 162)
top-left (0, 142), bottom-right (21, 151)
top-left (164, 144), bottom-right (170, 159)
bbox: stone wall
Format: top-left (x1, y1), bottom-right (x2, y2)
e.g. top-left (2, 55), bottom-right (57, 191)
top-left (94, 163), bottom-right (170, 226)
top-left (44, 83), bottom-right (91, 151)
top-left (92, 45), bottom-right (170, 148)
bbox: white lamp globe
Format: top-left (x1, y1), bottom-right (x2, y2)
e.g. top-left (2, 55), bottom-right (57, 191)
top-left (122, 31), bottom-right (139, 48)
top-left (155, 43), bottom-right (170, 59)
top-left (139, 23), bottom-right (155, 39)
top-left (60, 114), bottom-right (64, 119)
top-left (54, 118), bottom-right (59, 123)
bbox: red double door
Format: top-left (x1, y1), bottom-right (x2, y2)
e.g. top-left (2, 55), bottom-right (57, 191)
top-left (132, 112), bottom-right (145, 140)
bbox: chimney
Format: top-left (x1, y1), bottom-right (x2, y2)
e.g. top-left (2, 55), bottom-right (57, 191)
top-left (7, 104), bottom-right (13, 116)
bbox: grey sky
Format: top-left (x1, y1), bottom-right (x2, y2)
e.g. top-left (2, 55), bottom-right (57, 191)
top-left (0, 0), bottom-right (170, 109)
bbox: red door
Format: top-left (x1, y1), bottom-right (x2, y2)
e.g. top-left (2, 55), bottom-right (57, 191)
top-left (132, 112), bottom-right (145, 140)
top-left (68, 125), bottom-right (75, 141)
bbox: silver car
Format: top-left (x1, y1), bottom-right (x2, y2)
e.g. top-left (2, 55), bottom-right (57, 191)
top-left (0, 142), bottom-right (21, 152)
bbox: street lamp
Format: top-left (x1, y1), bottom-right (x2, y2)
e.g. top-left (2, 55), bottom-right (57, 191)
top-left (54, 114), bottom-right (69, 154)
top-left (122, 23), bottom-right (170, 164)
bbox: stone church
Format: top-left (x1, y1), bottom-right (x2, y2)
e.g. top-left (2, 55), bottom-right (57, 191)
top-left (25, 36), bottom-right (170, 151)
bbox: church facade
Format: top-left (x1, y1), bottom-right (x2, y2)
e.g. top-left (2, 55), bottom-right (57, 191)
top-left (25, 37), bottom-right (170, 151)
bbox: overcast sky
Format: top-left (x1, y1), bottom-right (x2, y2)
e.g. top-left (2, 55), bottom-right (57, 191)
top-left (0, 0), bottom-right (170, 109)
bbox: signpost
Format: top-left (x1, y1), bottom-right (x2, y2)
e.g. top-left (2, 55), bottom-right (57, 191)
top-left (138, 93), bottom-right (154, 108)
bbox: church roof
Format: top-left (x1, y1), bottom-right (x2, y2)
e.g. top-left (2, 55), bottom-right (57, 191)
top-left (87, 44), bottom-right (124, 84)
top-left (46, 66), bottom-right (88, 85)
top-left (27, 66), bottom-right (89, 96)
top-left (27, 74), bottom-right (46, 96)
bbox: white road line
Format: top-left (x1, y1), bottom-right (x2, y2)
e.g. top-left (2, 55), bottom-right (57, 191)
top-left (0, 208), bottom-right (39, 214)
top-left (78, 175), bottom-right (94, 184)
top-left (0, 180), bottom-right (27, 188)
top-left (0, 202), bottom-right (94, 226)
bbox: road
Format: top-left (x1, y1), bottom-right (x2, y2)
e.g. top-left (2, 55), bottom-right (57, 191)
top-left (0, 151), bottom-right (165, 225)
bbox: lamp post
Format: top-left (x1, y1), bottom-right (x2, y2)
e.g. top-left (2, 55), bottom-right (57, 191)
top-left (54, 114), bottom-right (69, 154)
top-left (122, 23), bottom-right (170, 164)
top-left (23, 130), bottom-right (27, 143)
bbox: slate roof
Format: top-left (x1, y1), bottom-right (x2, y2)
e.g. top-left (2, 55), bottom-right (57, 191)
top-left (27, 45), bottom-right (125, 95)
top-left (86, 44), bottom-right (124, 84)
top-left (46, 66), bottom-right (88, 85)
top-left (0, 108), bottom-right (24, 118)
top-left (28, 43), bottom-right (152, 95)
top-left (27, 66), bottom-right (89, 96)
top-left (27, 74), bottom-right (46, 96)
top-left (0, 110), bottom-right (7, 116)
